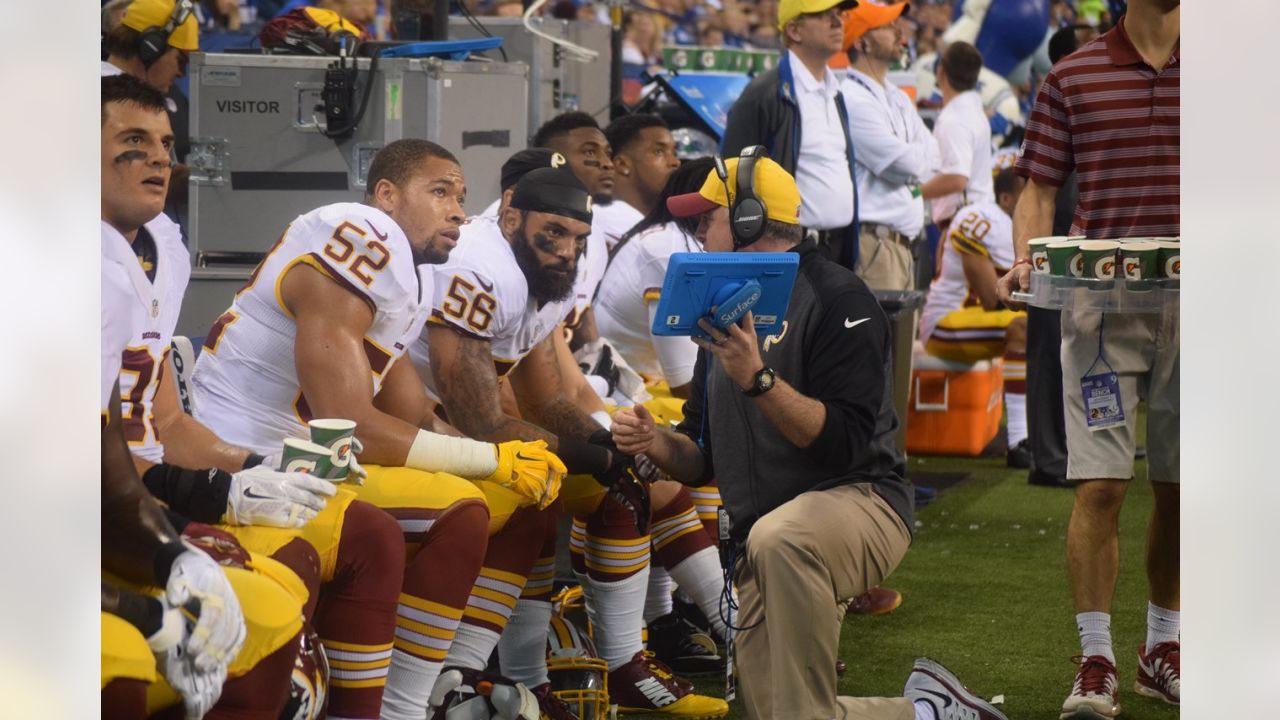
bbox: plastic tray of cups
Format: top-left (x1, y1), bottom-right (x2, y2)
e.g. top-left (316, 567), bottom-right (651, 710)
top-left (1011, 273), bottom-right (1179, 313)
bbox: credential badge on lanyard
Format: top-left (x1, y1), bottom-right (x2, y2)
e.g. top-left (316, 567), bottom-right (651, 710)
top-left (1080, 314), bottom-right (1125, 431)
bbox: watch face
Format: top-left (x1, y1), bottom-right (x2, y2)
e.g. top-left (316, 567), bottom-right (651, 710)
top-left (759, 372), bottom-right (775, 389)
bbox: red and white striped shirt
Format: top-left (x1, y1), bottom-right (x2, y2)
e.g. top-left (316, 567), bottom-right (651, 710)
top-left (1016, 16), bottom-right (1179, 239)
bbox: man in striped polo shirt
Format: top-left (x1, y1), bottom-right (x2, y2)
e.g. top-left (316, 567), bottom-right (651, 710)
top-left (997, 1), bottom-right (1180, 718)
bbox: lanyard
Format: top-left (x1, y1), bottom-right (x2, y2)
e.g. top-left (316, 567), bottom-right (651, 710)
top-left (1084, 313), bottom-right (1115, 378)
top-left (845, 70), bottom-right (912, 141)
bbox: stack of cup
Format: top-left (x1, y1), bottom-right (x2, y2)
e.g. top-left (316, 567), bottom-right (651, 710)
top-left (1028, 236), bottom-right (1083, 275)
top-left (1046, 239), bottom-right (1086, 278)
top-left (279, 437), bottom-right (338, 475)
top-left (1079, 241), bottom-right (1121, 279)
top-left (277, 418), bottom-right (360, 482)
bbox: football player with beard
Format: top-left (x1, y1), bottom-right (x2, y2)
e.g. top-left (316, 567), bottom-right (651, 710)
top-left (413, 164), bottom-right (727, 718)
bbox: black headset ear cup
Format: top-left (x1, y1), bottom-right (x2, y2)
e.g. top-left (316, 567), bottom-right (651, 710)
top-left (730, 146), bottom-right (768, 249)
top-left (731, 198), bottom-right (766, 247)
top-left (137, 27), bottom-right (169, 66)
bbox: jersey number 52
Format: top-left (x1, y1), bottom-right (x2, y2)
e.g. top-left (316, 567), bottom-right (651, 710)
top-left (324, 221), bottom-right (390, 286)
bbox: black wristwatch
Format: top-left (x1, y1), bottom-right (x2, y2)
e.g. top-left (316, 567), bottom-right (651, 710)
top-left (743, 367), bottom-right (777, 397)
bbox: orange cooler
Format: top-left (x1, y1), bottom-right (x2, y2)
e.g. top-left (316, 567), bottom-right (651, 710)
top-left (906, 348), bottom-right (1004, 456)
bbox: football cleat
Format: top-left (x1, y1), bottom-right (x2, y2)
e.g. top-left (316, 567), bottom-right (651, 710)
top-left (645, 613), bottom-right (724, 676)
top-left (1134, 642), bottom-right (1179, 706)
top-left (904, 657), bottom-right (1008, 720)
top-left (609, 651), bottom-right (727, 718)
top-left (1060, 655), bottom-right (1120, 719)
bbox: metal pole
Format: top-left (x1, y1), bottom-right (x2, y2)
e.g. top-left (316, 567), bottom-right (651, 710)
top-left (609, 0), bottom-right (624, 119)
top-left (433, 0), bottom-right (450, 40)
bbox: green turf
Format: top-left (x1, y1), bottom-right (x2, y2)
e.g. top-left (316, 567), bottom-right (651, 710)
top-left (688, 417), bottom-right (1177, 719)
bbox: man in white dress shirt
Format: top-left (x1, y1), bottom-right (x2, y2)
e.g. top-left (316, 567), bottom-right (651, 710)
top-left (920, 41), bottom-right (994, 240)
top-left (840, 1), bottom-right (938, 290)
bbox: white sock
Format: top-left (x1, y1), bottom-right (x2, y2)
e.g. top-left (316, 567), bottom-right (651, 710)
top-left (381, 651), bottom-right (441, 720)
top-left (443, 623), bottom-right (499, 672)
top-left (576, 567), bottom-right (650, 670)
top-left (645, 566), bottom-right (674, 623)
top-left (1077, 611), bottom-right (1115, 663)
top-left (1005, 392), bottom-right (1027, 448)
top-left (914, 699), bottom-right (939, 720)
top-left (498, 598), bottom-right (553, 688)
top-left (667, 546), bottom-right (731, 640)
top-left (1146, 602), bottom-right (1180, 648)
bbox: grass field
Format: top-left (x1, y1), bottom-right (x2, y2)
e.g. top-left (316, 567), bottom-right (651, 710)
top-left (688, 416), bottom-right (1178, 719)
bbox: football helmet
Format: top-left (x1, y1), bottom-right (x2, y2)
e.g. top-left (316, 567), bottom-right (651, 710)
top-left (281, 625), bottom-right (329, 720)
top-left (546, 614), bottom-right (609, 720)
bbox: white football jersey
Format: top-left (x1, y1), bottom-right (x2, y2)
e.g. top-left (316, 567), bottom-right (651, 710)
top-left (920, 201), bottom-right (1015, 341)
top-left (102, 226), bottom-right (144, 418)
top-left (192, 203), bottom-right (429, 455)
top-left (410, 215), bottom-right (576, 399)
top-left (103, 216), bottom-right (191, 463)
top-left (568, 222), bottom-right (609, 326)
top-left (594, 222), bottom-right (702, 383)
top-left (590, 199), bottom-right (644, 252)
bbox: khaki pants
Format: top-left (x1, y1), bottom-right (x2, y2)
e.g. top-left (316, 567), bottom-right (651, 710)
top-left (854, 226), bottom-right (915, 291)
top-left (735, 484), bottom-right (913, 720)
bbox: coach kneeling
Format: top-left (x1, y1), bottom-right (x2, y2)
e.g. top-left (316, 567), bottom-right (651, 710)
top-left (611, 152), bottom-right (924, 720)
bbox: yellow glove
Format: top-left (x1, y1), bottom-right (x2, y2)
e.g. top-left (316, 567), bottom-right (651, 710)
top-left (487, 440), bottom-right (566, 510)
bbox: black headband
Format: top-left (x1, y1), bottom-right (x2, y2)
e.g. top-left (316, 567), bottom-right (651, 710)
top-left (509, 167), bottom-right (594, 225)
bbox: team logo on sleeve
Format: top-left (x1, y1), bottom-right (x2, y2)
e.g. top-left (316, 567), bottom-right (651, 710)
top-left (551, 152), bottom-right (567, 168)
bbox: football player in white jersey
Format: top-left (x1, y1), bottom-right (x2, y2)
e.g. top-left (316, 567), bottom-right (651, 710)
top-left (416, 160), bottom-right (727, 718)
top-left (100, 74), bottom-right (309, 720)
top-left (599, 114), bottom-right (680, 252)
top-left (190, 138), bottom-right (566, 720)
top-left (533, 115), bottom-right (732, 686)
top-left (920, 169), bottom-right (1031, 467)
top-left (530, 112), bottom-right (615, 353)
top-left (596, 158), bottom-right (712, 397)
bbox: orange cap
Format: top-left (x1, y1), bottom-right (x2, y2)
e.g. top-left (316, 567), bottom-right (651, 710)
top-left (829, 1), bottom-right (908, 69)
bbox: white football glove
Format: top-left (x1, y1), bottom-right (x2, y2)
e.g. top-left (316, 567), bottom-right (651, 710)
top-left (224, 465), bottom-right (336, 528)
top-left (157, 641), bottom-right (227, 720)
top-left (345, 436), bottom-right (368, 484)
top-left (165, 548), bottom-right (247, 673)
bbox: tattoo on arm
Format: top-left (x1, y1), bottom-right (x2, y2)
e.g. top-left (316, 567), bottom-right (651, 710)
top-left (431, 329), bottom-right (555, 444)
top-left (509, 337), bottom-right (602, 441)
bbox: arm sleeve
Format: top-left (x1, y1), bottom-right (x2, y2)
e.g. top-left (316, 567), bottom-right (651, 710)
top-left (801, 290), bottom-right (889, 472)
top-left (141, 464), bottom-right (234, 524)
top-left (1015, 69), bottom-right (1073, 187)
top-left (673, 350), bottom-right (716, 485)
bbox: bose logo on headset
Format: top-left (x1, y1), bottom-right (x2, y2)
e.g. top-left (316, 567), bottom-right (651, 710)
top-left (715, 145), bottom-right (769, 250)
top-left (137, 0), bottom-right (194, 68)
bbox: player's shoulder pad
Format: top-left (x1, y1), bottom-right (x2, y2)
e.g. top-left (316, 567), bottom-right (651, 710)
top-left (300, 202), bottom-right (417, 309)
top-left (429, 221), bottom-right (524, 339)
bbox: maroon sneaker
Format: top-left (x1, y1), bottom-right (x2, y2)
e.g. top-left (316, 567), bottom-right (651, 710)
top-left (847, 586), bottom-right (903, 616)
top-left (608, 651), bottom-right (727, 717)
top-left (1135, 642), bottom-right (1179, 706)
top-left (1060, 655), bottom-right (1120, 719)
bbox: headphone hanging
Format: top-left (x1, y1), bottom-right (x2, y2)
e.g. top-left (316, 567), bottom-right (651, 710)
top-left (137, 0), bottom-right (193, 68)
top-left (728, 145), bottom-right (768, 249)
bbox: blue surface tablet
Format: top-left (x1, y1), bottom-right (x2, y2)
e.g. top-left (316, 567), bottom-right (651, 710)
top-left (650, 253), bottom-right (799, 337)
